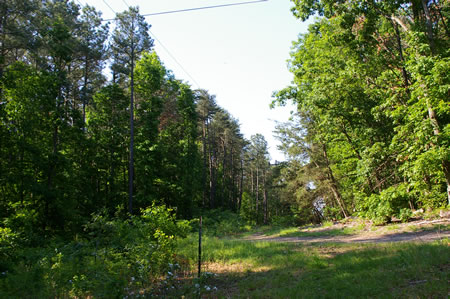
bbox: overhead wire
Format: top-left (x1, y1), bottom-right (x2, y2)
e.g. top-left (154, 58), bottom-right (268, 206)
top-left (101, 0), bottom-right (116, 15)
top-left (142, 0), bottom-right (268, 17)
top-left (149, 29), bottom-right (201, 89)
top-left (103, 0), bottom-right (268, 20)
top-left (83, 0), bottom-right (269, 88)
top-left (114, 0), bottom-right (202, 88)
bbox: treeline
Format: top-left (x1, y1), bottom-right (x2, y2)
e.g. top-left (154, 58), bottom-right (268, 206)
top-left (271, 0), bottom-right (449, 224)
top-left (0, 0), bottom-right (277, 295)
top-left (0, 0), bottom-right (276, 240)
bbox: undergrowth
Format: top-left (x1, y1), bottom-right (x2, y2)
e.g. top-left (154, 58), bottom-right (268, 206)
top-left (0, 204), bottom-right (189, 298)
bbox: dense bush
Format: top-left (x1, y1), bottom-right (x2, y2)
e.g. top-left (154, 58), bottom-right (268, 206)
top-left (0, 204), bottom-right (188, 298)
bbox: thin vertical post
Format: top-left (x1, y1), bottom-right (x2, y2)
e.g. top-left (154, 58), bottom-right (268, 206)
top-left (198, 215), bottom-right (202, 278)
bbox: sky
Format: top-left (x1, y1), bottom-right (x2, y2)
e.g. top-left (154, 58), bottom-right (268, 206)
top-left (75, 0), bottom-right (311, 162)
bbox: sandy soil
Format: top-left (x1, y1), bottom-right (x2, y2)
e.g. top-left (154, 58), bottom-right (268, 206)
top-left (245, 218), bottom-right (450, 244)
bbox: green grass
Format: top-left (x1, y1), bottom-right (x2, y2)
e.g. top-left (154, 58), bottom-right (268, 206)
top-left (174, 232), bottom-right (449, 298)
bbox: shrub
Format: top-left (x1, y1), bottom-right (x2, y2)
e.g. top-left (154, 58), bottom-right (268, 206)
top-left (359, 184), bottom-right (412, 224)
top-left (0, 203), bottom-right (188, 297)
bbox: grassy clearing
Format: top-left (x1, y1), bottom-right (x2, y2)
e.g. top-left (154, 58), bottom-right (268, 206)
top-left (174, 232), bottom-right (449, 298)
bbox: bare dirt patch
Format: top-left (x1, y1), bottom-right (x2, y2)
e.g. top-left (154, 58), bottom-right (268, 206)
top-left (245, 218), bottom-right (450, 244)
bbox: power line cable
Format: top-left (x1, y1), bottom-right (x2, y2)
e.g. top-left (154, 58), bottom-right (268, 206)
top-left (150, 29), bottom-right (201, 88)
top-left (115, 0), bottom-right (201, 88)
top-left (121, 0), bottom-right (130, 8)
top-left (103, 0), bottom-right (268, 20)
top-left (102, 0), bottom-right (116, 15)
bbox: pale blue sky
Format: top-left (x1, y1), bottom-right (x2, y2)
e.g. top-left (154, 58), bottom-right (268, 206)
top-left (76, 0), bottom-right (310, 162)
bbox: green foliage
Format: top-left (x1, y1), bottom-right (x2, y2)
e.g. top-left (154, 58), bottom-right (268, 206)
top-left (0, 204), bottom-right (187, 297)
top-left (398, 208), bottom-right (413, 223)
top-left (359, 184), bottom-right (412, 225)
top-left (200, 209), bottom-right (249, 237)
top-left (273, 0), bottom-right (450, 223)
top-left (0, 2), bottom-right (253, 297)
top-left (239, 191), bottom-right (256, 223)
top-left (270, 215), bottom-right (296, 227)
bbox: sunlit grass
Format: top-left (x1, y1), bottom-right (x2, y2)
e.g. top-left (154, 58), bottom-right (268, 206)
top-left (175, 232), bottom-right (449, 298)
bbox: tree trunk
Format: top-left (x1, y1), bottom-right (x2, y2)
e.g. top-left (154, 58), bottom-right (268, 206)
top-left (263, 169), bottom-right (268, 225)
top-left (421, 0), bottom-right (435, 54)
top-left (82, 54), bottom-right (88, 131)
top-left (322, 144), bottom-right (348, 218)
top-left (201, 120), bottom-right (207, 207)
top-left (238, 157), bottom-right (243, 211)
top-left (128, 44), bottom-right (135, 215)
top-left (256, 167), bottom-right (259, 223)
top-left (443, 160), bottom-right (450, 206)
top-left (208, 123), bottom-right (216, 208)
top-left (251, 168), bottom-right (254, 195)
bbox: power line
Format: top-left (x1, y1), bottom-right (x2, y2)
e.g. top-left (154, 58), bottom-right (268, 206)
top-left (142, 0), bottom-right (268, 17)
top-left (115, 1), bottom-right (201, 88)
top-left (102, 0), bottom-right (116, 15)
top-left (121, 0), bottom-right (130, 8)
top-left (150, 29), bottom-right (201, 88)
top-left (103, 0), bottom-right (268, 21)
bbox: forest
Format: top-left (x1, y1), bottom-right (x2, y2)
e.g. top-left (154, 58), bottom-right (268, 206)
top-left (0, 0), bottom-right (448, 297)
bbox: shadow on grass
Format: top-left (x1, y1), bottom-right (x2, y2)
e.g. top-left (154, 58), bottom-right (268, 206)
top-left (196, 241), bottom-right (450, 298)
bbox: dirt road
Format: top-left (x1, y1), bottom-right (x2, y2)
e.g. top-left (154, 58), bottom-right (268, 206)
top-left (245, 219), bottom-right (450, 244)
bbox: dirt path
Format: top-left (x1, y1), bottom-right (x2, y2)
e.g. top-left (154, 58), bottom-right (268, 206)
top-left (245, 219), bottom-right (450, 244)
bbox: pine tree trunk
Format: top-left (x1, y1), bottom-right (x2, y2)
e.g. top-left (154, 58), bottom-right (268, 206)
top-left (256, 167), bottom-right (259, 223)
top-left (202, 120), bottom-right (207, 207)
top-left (263, 169), bottom-right (268, 225)
top-left (128, 45), bottom-right (135, 215)
top-left (238, 157), bottom-right (243, 211)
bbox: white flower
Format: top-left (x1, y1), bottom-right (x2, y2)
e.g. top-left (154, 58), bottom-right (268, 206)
top-left (205, 286), bottom-right (211, 291)
top-left (213, 287), bottom-right (218, 291)
top-left (195, 283), bottom-right (200, 288)
top-left (168, 271), bottom-right (173, 276)
top-left (131, 277), bottom-right (135, 281)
